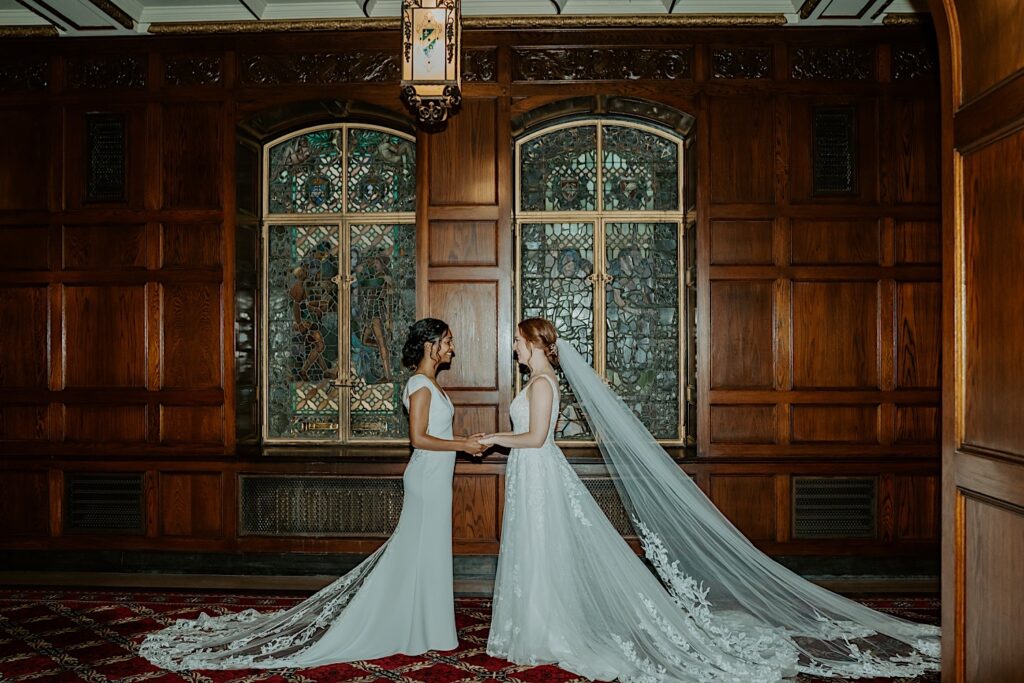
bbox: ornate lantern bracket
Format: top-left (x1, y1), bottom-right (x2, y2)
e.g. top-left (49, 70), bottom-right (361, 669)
top-left (400, 0), bottom-right (462, 127)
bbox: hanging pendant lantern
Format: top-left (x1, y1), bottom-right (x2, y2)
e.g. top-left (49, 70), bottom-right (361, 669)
top-left (400, 0), bottom-right (462, 126)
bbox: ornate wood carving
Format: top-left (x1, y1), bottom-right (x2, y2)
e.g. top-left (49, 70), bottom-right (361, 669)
top-left (513, 47), bottom-right (692, 82)
top-left (0, 57), bottom-right (48, 92)
top-left (892, 45), bottom-right (937, 80)
top-left (791, 47), bottom-right (873, 80)
top-left (67, 55), bottom-right (146, 89)
top-left (164, 54), bottom-right (223, 86)
top-left (712, 47), bottom-right (771, 79)
top-left (462, 48), bottom-right (496, 82)
top-left (240, 52), bottom-right (400, 86)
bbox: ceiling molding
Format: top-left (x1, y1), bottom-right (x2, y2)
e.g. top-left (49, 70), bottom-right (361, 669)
top-left (0, 23), bottom-right (59, 37)
top-left (87, 0), bottom-right (134, 29)
top-left (798, 0), bottom-right (825, 20)
top-left (148, 17), bottom-right (398, 34)
top-left (882, 12), bottom-right (929, 24)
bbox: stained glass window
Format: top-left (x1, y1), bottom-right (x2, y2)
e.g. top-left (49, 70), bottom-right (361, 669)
top-left (264, 125), bottom-right (416, 444)
top-left (516, 121), bottom-right (687, 442)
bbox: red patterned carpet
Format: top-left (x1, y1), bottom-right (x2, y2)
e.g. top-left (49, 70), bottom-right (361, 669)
top-left (0, 588), bottom-right (939, 682)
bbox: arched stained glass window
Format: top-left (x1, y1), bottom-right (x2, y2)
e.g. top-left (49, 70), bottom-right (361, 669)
top-left (516, 120), bottom-right (690, 443)
top-left (263, 124), bottom-right (417, 443)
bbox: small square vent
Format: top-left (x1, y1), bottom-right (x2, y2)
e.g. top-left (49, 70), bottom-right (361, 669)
top-left (793, 476), bottom-right (876, 539)
top-left (65, 472), bottom-right (144, 533)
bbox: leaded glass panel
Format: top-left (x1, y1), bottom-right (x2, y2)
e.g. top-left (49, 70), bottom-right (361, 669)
top-left (520, 126), bottom-right (598, 212)
top-left (268, 130), bottom-right (343, 214)
top-left (601, 125), bottom-right (679, 211)
top-left (520, 222), bottom-right (595, 440)
top-left (605, 222), bottom-right (679, 440)
top-left (266, 224), bottom-right (341, 439)
top-left (346, 129), bottom-right (416, 213)
top-left (349, 223), bottom-right (418, 440)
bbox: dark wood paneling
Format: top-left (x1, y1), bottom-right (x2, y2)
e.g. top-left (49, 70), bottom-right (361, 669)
top-left (894, 475), bottom-right (938, 540)
top-left (895, 405), bottom-right (939, 444)
top-left (429, 221), bottom-right (498, 266)
top-left (793, 282), bottom-right (877, 388)
top-left (453, 404), bottom-right (498, 438)
top-left (710, 475), bottom-right (776, 541)
top-left (0, 404), bottom-right (49, 442)
top-left (891, 98), bottom-right (940, 204)
top-left (955, 1), bottom-right (1024, 102)
top-left (64, 286), bottom-right (146, 388)
top-left (0, 108), bottom-right (48, 211)
top-left (161, 405), bottom-right (224, 445)
top-left (65, 404), bottom-right (147, 443)
top-left (710, 405), bottom-right (776, 443)
top-left (708, 96), bottom-right (774, 204)
top-left (62, 224), bottom-right (147, 270)
top-left (430, 281), bottom-right (497, 390)
top-left (0, 286), bottom-right (48, 389)
top-left (162, 104), bottom-right (224, 209)
top-left (896, 282), bottom-right (941, 389)
top-left (453, 474), bottom-right (499, 542)
top-left (429, 99), bottom-right (497, 206)
top-left (791, 404), bottom-right (878, 443)
top-left (160, 472), bottom-right (224, 537)
top-left (710, 281), bottom-right (774, 389)
top-left (791, 220), bottom-right (879, 264)
top-left (161, 223), bottom-right (223, 269)
top-left (709, 220), bottom-right (774, 265)
top-left (162, 284), bottom-right (222, 389)
top-left (0, 471), bottom-right (49, 536)
top-left (789, 97), bottom-right (877, 203)
top-left (0, 227), bottom-right (49, 271)
top-left (895, 221), bottom-right (941, 264)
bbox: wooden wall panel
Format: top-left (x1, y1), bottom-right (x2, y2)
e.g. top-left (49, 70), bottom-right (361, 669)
top-left (789, 98), bottom-right (877, 203)
top-left (429, 99), bottom-right (497, 206)
top-left (0, 108), bottom-right (48, 211)
top-left (708, 97), bottom-right (774, 204)
top-left (160, 472), bottom-right (224, 537)
top-left (709, 220), bottom-right (773, 265)
top-left (162, 284), bottom-right (222, 389)
top-left (894, 475), bottom-right (938, 540)
top-left (62, 224), bottom-right (147, 270)
top-left (791, 220), bottom-right (879, 265)
top-left (429, 281), bottom-right (497, 390)
top-left (161, 223), bottom-right (223, 269)
top-left (0, 404), bottom-right (49, 442)
top-left (895, 405), bottom-right (939, 444)
top-left (62, 106), bottom-right (145, 211)
top-left (710, 405), bottom-right (776, 443)
top-left (710, 475), bottom-right (776, 541)
top-left (0, 227), bottom-right (49, 271)
top-left (0, 286), bottom-right (48, 389)
top-left (963, 129), bottom-right (1024, 455)
top-left (65, 404), bottom-right (147, 443)
top-left (793, 282), bottom-right (877, 389)
top-left (710, 281), bottom-right (774, 388)
top-left (955, 1), bottom-right (1024, 102)
top-left (64, 285), bottom-right (146, 388)
top-left (162, 103), bottom-right (223, 209)
top-left (429, 221), bottom-right (498, 266)
top-left (891, 98), bottom-right (940, 204)
top-left (896, 282), bottom-right (941, 389)
top-left (791, 404), bottom-right (878, 443)
top-left (895, 221), bottom-right (941, 264)
top-left (453, 404), bottom-right (498, 438)
top-left (0, 471), bottom-right (49, 536)
top-left (161, 405), bottom-right (224, 445)
top-left (452, 474), bottom-right (500, 542)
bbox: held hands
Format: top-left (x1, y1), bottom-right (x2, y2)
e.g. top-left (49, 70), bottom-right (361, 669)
top-left (461, 433), bottom-right (487, 456)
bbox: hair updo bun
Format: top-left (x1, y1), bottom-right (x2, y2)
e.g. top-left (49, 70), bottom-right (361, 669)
top-left (402, 318), bottom-right (450, 368)
top-left (518, 317), bottom-right (560, 367)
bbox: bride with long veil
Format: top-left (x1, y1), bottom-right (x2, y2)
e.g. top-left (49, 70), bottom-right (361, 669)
top-left (480, 317), bottom-right (940, 682)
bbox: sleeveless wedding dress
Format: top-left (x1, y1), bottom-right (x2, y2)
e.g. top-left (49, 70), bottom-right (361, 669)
top-left (139, 374), bottom-right (458, 670)
top-left (487, 365), bottom-right (939, 682)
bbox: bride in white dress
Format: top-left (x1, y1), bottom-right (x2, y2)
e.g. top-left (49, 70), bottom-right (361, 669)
top-left (481, 318), bottom-right (940, 682)
top-left (139, 318), bottom-right (484, 670)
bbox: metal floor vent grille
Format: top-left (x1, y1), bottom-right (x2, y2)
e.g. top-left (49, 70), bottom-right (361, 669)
top-left (240, 476), bottom-right (404, 537)
top-left (793, 476), bottom-right (876, 539)
top-left (65, 472), bottom-right (144, 533)
top-left (580, 478), bottom-right (634, 537)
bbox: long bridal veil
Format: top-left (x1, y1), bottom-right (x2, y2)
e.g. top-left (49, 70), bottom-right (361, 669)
top-left (555, 339), bottom-right (940, 678)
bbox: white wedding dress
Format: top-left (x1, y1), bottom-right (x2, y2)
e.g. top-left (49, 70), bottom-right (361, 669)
top-left (139, 374), bottom-right (458, 670)
top-left (487, 360), bottom-right (940, 683)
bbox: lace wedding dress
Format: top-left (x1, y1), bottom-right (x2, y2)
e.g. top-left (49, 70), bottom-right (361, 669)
top-left (139, 374), bottom-right (458, 670)
top-left (487, 345), bottom-right (940, 682)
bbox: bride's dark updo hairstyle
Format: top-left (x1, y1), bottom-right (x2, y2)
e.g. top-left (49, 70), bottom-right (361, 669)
top-left (518, 318), bottom-right (560, 367)
top-left (402, 318), bottom-right (451, 368)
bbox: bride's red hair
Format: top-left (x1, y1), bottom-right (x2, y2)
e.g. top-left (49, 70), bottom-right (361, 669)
top-left (518, 318), bottom-right (559, 367)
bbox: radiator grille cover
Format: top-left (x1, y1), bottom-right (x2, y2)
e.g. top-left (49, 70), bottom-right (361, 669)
top-left (65, 472), bottom-right (144, 533)
top-left (580, 478), bottom-right (634, 537)
top-left (793, 476), bottom-right (876, 539)
top-left (812, 107), bottom-right (857, 194)
top-left (239, 476), bottom-right (404, 537)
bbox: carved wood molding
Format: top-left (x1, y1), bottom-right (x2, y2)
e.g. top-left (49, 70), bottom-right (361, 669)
top-left (240, 52), bottom-right (400, 86)
top-left (892, 45), bottom-right (937, 80)
top-left (462, 48), bottom-right (496, 83)
top-left (164, 54), bottom-right (223, 87)
top-left (712, 47), bottom-right (772, 80)
top-left (0, 56), bottom-right (49, 92)
top-left (513, 47), bottom-right (692, 82)
top-left (67, 55), bottom-right (146, 89)
top-left (791, 46), bottom-right (874, 81)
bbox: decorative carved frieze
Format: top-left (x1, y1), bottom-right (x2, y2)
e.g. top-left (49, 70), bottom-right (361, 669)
top-left (0, 56), bottom-right (48, 92)
top-left (462, 48), bottom-right (496, 83)
top-left (892, 45), bottom-right (937, 80)
top-left (513, 47), bottom-right (692, 82)
top-left (165, 54), bottom-right (223, 86)
top-left (240, 52), bottom-right (400, 86)
top-left (712, 47), bottom-right (771, 79)
top-left (67, 55), bottom-right (146, 89)
top-left (791, 46), bottom-right (874, 81)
